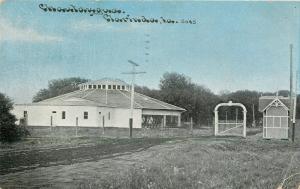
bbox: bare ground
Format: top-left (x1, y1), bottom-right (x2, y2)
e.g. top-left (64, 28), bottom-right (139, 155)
top-left (0, 138), bottom-right (170, 175)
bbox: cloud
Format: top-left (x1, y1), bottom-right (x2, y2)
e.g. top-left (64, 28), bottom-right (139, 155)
top-left (0, 18), bottom-right (63, 43)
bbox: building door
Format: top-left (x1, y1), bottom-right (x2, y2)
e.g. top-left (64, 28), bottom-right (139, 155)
top-left (51, 111), bottom-right (57, 126)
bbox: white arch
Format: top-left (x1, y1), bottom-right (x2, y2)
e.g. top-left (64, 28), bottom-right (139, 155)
top-left (214, 101), bottom-right (247, 137)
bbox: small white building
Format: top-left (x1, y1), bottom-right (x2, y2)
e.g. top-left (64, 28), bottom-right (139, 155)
top-left (259, 96), bottom-right (290, 139)
top-left (12, 78), bottom-right (185, 129)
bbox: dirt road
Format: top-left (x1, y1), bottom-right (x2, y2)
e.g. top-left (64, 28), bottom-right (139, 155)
top-left (0, 138), bottom-right (169, 175)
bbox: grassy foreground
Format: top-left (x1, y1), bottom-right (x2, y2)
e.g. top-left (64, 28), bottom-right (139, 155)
top-left (76, 136), bottom-right (300, 189)
top-left (1, 129), bottom-right (300, 189)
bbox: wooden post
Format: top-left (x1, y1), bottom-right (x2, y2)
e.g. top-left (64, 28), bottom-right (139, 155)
top-left (252, 104), bottom-right (256, 127)
top-left (76, 117), bottom-right (78, 137)
top-left (163, 115), bottom-right (166, 128)
top-left (102, 115), bottom-right (105, 135)
top-left (235, 108), bottom-right (238, 128)
top-left (129, 118), bottom-right (133, 138)
top-left (50, 116), bottom-right (53, 132)
top-left (190, 117), bottom-right (193, 135)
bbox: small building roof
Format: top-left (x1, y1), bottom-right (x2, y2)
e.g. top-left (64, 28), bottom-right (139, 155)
top-left (258, 96), bottom-right (290, 112)
top-left (22, 89), bottom-right (185, 111)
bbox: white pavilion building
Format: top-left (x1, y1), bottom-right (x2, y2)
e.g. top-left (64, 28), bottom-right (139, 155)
top-left (12, 78), bottom-right (185, 129)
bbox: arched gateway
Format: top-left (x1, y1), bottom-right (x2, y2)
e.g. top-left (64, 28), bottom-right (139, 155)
top-left (214, 101), bottom-right (247, 138)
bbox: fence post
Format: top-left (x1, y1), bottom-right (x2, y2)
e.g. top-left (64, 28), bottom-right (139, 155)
top-left (50, 116), bottom-right (53, 132)
top-left (76, 117), bottom-right (78, 137)
top-left (102, 115), bottom-right (105, 135)
top-left (129, 118), bottom-right (133, 138)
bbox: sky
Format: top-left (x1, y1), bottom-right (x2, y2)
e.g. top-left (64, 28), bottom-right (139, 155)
top-left (0, 0), bottom-right (299, 103)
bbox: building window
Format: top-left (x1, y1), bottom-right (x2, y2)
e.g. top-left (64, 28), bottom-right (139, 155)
top-left (108, 112), bottom-right (110, 120)
top-left (108, 85), bottom-right (111, 89)
top-left (98, 85), bottom-right (101, 89)
top-left (24, 111), bottom-right (27, 118)
top-left (84, 112), bottom-right (88, 119)
top-left (52, 111), bottom-right (56, 113)
top-left (113, 85), bottom-right (116, 89)
top-left (122, 86), bottom-right (125, 90)
top-left (102, 85), bottom-right (106, 89)
top-left (62, 111), bottom-right (66, 119)
top-left (117, 85), bottom-right (120, 90)
top-left (93, 85), bottom-right (96, 89)
top-left (89, 85), bottom-right (92, 89)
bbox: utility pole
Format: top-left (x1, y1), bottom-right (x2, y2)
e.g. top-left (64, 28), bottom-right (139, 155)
top-left (289, 44), bottom-right (294, 142)
top-left (291, 6), bottom-right (299, 142)
top-left (292, 71), bottom-right (298, 142)
top-left (122, 60), bottom-right (146, 138)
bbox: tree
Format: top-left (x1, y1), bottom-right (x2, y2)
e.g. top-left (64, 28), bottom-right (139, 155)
top-left (278, 90), bottom-right (290, 97)
top-left (159, 73), bottom-right (193, 119)
top-left (33, 77), bottom-right (89, 102)
top-left (0, 93), bottom-right (29, 142)
top-left (158, 72), bottom-right (220, 126)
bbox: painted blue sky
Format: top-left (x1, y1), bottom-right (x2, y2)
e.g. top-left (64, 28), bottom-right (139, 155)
top-left (0, 0), bottom-right (299, 103)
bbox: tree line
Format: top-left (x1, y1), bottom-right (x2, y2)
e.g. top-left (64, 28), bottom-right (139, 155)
top-left (135, 72), bottom-right (299, 127)
top-left (32, 77), bottom-right (89, 102)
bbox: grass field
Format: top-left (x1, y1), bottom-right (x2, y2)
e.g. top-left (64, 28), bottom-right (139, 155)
top-left (0, 127), bottom-right (300, 189)
top-left (76, 135), bottom-right (300, 189)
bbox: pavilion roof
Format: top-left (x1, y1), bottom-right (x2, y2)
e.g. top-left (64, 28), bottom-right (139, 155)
top-left (22, 89), bottom-right (185, 111)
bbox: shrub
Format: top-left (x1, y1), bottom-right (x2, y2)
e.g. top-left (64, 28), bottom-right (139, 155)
top-left (0, 93), bottom-right (30, 142)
